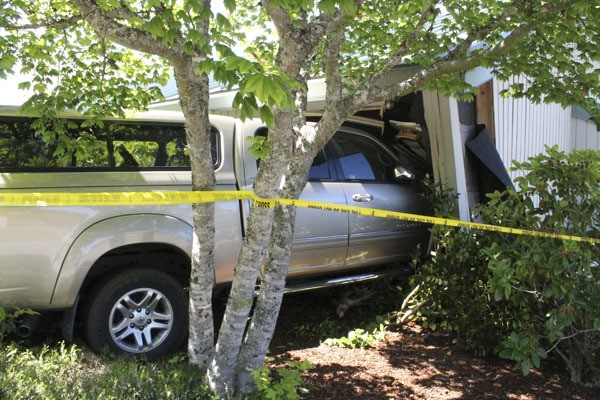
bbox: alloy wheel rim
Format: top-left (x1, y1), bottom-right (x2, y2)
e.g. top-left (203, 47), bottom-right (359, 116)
top-left (108, 287), bottom-right (174, 353)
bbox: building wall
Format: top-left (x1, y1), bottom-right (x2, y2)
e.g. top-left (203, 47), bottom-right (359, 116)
top-left (571, 116), bottom-right (600, 151)
top-left (574, 60), bottom-right (600, 151)
top-left (493, 76), bottom-right (571, 180)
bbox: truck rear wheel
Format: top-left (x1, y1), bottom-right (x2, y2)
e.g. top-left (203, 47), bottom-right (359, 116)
top-left (84, 269), bottom-right (187, 358)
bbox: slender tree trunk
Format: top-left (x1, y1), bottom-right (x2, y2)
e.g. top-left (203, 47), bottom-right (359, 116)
top-left (234, 203), bottom-right (295, 391)
top-left (207, 106), bottom-right (295, 396)
top-left (206, 205), bottom-right (275, 396)
top-left (173, 58), bottom-right (216, 370)
top-left (231, 9), bottom-right (346, 392)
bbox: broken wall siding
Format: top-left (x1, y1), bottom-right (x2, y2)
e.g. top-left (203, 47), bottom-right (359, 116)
top-left (493, 76), bottom-right (571, 182)
top-left (571, 60), bottom-right (600, 151)
top-left (571, 117), bottom-right (600, 151)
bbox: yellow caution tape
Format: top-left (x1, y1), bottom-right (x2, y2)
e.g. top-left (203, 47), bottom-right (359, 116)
top-left (0, 190), bottom-right (598, 244)
top-left (0, 191), bottom-right (254, 207)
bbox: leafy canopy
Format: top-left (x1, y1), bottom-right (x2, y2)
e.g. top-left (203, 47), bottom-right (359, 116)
top-left (232, 0), bottom-right (599, 120)
top-left (2, 1), bottom-right (599, 123)
top-left (0, 0), bottom-right (295, 126)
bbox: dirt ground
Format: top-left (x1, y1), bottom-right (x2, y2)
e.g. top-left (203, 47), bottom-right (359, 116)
top-left (268, 290), bottom-right (597, 400)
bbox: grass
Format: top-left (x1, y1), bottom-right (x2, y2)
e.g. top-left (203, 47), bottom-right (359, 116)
top-left (0, 341), bottom-right (214, 400)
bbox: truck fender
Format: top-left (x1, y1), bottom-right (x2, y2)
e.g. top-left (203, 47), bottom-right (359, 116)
top-left (51, 214), bottom-right (192, 308)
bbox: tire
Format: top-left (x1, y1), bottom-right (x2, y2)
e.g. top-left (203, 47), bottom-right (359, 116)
top-left (84, 268), bottom-right (188, 359)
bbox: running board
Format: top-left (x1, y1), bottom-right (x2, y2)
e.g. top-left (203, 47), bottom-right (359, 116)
top-left (283, 264), bottom-right (415, 294)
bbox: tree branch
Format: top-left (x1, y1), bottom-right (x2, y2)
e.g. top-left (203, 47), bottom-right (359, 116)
top-left (354, 0), bottom-right (566, 108)
top-left (71, 0), bottom-right (182, 61)
top-left (546, 328), bottom-right (599, 355)
top-left (324, 17), bottom-right (344, 103)
top-left (366, 0), bottom-right (439, 87)
top-left (445, 0), bottom-right (533, 62)
top-left (315, 14), bottom-right (349, 147)
top-left (3, 15), bottom-right (82, 30)
top-left (262, 0), bottom-right (294, 38)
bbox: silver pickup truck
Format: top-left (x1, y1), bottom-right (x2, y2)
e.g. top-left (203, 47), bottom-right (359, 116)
top-left (0, 108), bottom-right (429, 357)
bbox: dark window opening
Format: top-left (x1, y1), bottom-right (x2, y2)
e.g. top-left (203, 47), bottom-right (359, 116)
top-left (0, 117), bottom-right (221, 171)
top-left (332, 132), bottom-right (397, 182)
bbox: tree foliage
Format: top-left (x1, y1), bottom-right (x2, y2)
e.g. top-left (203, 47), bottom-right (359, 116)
top-left (0, 1), bottom-right (170, 118)
top-left (234, 0), bottom-right (600, 120)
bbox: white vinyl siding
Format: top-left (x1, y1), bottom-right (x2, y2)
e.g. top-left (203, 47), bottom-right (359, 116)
top-left (571, 117), bottom-right (600, 151)
top-left (493, 76), bottom-right (571, 181)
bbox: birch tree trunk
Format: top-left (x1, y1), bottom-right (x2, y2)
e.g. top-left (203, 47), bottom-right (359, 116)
top-left (206, 105), bottom-right (295, 396)
top-left (173, 58), bottom-right (217, 370)
top-left (228, 4), bottom-right (347, 393)
top-left (234, 161), bottom-right (312, 393)
top-left (233, 13), bottom-right (348, 391)
top-left (234, 202), bottom-right (296, 392)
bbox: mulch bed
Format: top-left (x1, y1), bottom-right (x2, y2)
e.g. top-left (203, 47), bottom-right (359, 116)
top-left (268, 290), bottom-right (597, 400)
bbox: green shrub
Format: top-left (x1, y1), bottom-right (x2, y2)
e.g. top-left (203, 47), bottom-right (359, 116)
top-left (251, 359), bottom-right (313, 400)
top-left (323, 315), bottom-right (389, 349)
top-left (410, 147), bottom-right (600, 386)
top-left (405, 181), bottom-right (520, 356)
top-left (481, 147), bottom-right (599, 384)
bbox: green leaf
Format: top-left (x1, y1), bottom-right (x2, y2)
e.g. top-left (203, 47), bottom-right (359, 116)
top-left (339, 0), bottom-right (357, 14)
top-left (146, 17), bottom-right (165, 39)
top-left (243, 74), bottom-right (262, 94)
top-left (195, 59), bottom-right (212, 75)
top-left (216, 13), bottom-right (232, 30)
top-left (259, 105), bottom-right (274, 127)
top-left (521, 360), bottom-right (532, 376)
top-left (232, 92), bottom-right (243, 109)
top-left (318, 0), bottom-right (336, 13)
top-left (0, 53), bottom-right (17, 69)
top-left (223, 0), bottom-right (236, 12)
top-left (535, 347), bottom-right (547, 359)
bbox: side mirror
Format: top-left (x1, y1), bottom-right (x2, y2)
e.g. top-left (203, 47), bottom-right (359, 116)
top-left (393, 166), bottom-right (416, 182)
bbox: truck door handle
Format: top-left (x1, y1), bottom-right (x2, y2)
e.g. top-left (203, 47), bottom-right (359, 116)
top-left (352, 194), bottom-right (373, 202)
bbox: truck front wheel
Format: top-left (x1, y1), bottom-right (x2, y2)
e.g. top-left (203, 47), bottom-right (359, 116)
top-left (84, 269), bottom-right (187, 358)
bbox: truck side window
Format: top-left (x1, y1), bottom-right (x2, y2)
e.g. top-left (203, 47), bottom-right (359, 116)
top-left (0, 117), bottom-right (220, 171)
top-left (253, 127), bottom-right (330, 180)
top-left (308, 150), bottom-right (330, 180)
top-left (332, 132), bottom-right (397, 182)
top-left (0, 119), bottom-right (58, 168)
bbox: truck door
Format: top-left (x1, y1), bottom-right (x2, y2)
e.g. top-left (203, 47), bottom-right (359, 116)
top-left (288, 149), bottom-right (349, 276)
top-left (330, 130), bottom-right (428, 267)
top-left (237, 123), bottom-right (349, 278)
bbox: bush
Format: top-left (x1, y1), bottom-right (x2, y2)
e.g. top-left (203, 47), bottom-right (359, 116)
top-left (405, 181), bottom-right (520, 356)
top-left (482, 147), bottom-right (599, 385)
top-left (411, 147), bottom-right (600, 386)
top-left (251, 359), bottom-right (313, 400)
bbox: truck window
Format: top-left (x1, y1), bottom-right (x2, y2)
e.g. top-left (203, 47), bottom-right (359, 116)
top-left (332, 132), bottom-right (397, 182)
top-left (0, 117), bottom-right (220, 171)
top-left (253, 127), bottom-right (330, 180)
top-left (308, 150), bottom-right (330, 180)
